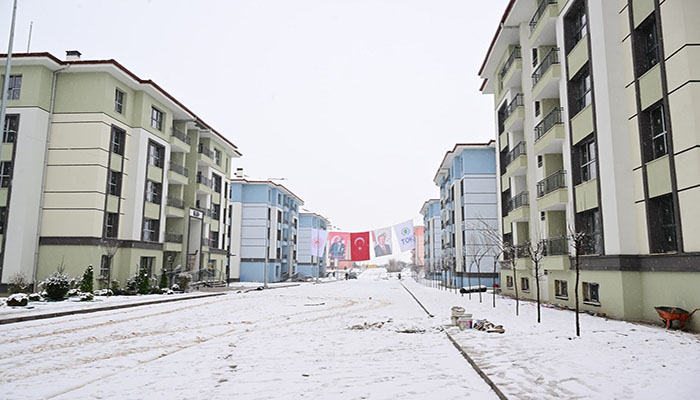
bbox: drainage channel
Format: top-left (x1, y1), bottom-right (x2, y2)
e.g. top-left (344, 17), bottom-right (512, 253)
top-left (399, 281), bottom-right (508, 400)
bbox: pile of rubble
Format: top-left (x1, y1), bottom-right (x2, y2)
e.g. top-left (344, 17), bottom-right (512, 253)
top-left (473, 319), bottom-right (505, 334)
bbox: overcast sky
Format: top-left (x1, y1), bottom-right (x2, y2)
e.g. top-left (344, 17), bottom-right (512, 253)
top-left (1, 0), bottom-right (508, 258)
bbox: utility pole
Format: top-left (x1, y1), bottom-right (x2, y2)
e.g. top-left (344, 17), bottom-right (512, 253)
top-left (264, 207), bottom-right (269, 289)
top-left (0, 0), bottom-right (19, 162)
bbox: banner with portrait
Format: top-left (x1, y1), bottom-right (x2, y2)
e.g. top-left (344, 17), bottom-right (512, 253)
top-left (328, 232), bottom-right (350, 261)
top-left (371, 227), bottom-right (393, 257)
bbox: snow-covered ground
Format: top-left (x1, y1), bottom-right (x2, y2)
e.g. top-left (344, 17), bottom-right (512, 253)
top-left (2, 269), bottom-right (698, 399)
top-left (406, 275), bottom-right (700, 400)
top-left (0, 269), bottom-right (495, 399)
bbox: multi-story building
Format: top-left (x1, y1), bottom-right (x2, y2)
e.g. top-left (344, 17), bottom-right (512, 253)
top-left (0, 51), bottom-right (240, 292)
top-left (412, 226), bottom-right (425, 267)
top-left (227, 179), bottom-right (302, 283)
top-left (420, 199), bottom-right (441, 273)
top-left (479, 0), bottom-right (700, 329)
top-left (297, 212), bottom-right (330, 278)
top-left (432, 143), bottom-right (499, 287)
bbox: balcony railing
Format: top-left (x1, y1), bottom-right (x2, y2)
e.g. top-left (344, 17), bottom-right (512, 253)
top-left (499, 46), bottom-right (522, 80)
top-left (514, 244), bottom-right (529, 259)
top-left (530, 0), bottom-right (557, 33)
top-left (537, 170), bottom-right (567, 198)
top-left (532, 48), bottom-right (560, 87)
top-left (172, 127), bottom-right (191, 145)
top-left (507, 191), bottom-right (529, 213)
top-left (165, 232), bottom-right (183, 243)
top-left (198, 143), bottom-right (215, 159)
top-left (542, 236), bottom-right (568, 256)
top-left (196, 173), bottom-right (213, 188)
top-left (505, 141), bottom-right (527, 166)
top-left (504, 93), bottom-right (524, 122)
top-left (168, 161), bottom-right (189, 177)
top-left (534, 107), bottom-right (563, 141)
top-left (166, 196), bottom-right (185, 209)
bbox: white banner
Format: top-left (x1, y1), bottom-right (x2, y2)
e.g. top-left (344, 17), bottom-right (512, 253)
top-left (393, 220), bottom-right (415, 252)
top-left (311, 229), bottom-right (329, 258)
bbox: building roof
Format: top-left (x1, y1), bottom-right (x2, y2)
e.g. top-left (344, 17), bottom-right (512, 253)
top-left (0, 52), bottom-right (242, 156)
top-left (420, 199), bottom-right (440, 215)
top-left (432, 141), bottom-right (496, 184)
top-left (229, 178), bottom-right (305, 205)
top-left (299, 212), bottom-right (331, 225)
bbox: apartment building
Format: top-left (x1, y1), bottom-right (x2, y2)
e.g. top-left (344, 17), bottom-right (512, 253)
top-left (412, 226), bottom-right (425, 267)
top-left (0, 51), bottom-right (241, 292)
top-left (297, 212), bottom-right (329, 278)
top-left (420, 199), bottom-right (441, 272)
top-left (479, 0), bottom-right (700, 329)
top-left (227, 179), bottom-right (302, 283)
top-left (432, 143), bottom-right (500, 287)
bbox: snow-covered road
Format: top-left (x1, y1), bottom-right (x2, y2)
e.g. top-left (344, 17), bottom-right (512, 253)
top-left (0, 269), bottom-right (496, 400)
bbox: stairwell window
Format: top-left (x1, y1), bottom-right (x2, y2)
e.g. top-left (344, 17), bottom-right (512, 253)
top-left (583, 282), bottom-right (600, 304)
top-left (0, 206), bottom-right (6, 234)
top-left (634, 15), bottom-right (660, 76)
top-left (569, 64), bottom-right (592, 116)
top-left (114, 89), bottom-right (125, 114)
top-left (577, 138), bottom-right (597, 183)
top-left (3, 114), bottom-right (19, 143)
top-left (107, 170), bottom-right (122, 196)
top-left (145, 180), bottom-right (162, 204)
top-left (0, 161), bottom-right (12, 187)
top-left (648, 194), bottom-right (677, 253)
top-left (142, 219), bottom-right (159, 242)
top-left (148, 141), bottom-right (165, 168)
top-left (110, 126), bottom-right (126, 155)
top-left (150, 107), bottom-right (164, 131)
top-left (6, 75), bottom-right (21, 100)
top-left (105, 212), bottom-right (119, 238)
top-left (564, 0), bottom-right (587, 53)
top-left (642, 103), bottom-right (668, 162)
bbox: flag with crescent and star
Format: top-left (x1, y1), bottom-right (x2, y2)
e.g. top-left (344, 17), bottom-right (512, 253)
top-left (350, 232), bottom-right (370, 261)
top-left (393, 220), bottom-right (416, 252)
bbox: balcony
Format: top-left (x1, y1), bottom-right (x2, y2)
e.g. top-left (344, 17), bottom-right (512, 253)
top-left (529, 0), bottom-right (558, 45)
top-left (165, 196), bottom-right (186, 217)
top-left (164, 232), bottom-right (183, 252)
top-left (196, 173), bottom-right (214, 194)
top-left (541, 236), bottom-right (571, 270)
top-left (167, 161), bottom-right (189, 185)
top-left (170, 127), bottom-right (191, 152)
top-left (503, 94), bottom-right (525, 133)
top-left (504, 191), bottom-right (529, 225)
top-left (499, 46), bottom-right (522, 90)
top-left (534, 107), bottom-right (565, 154)
top-left (505, 141), bottom-right (527, 177)
top-left (531, 48), bottom-right (561, 100)
top-left (198, 143), bottom-right (216, 167)
top-left (537, 171), bottom-right (568, 211)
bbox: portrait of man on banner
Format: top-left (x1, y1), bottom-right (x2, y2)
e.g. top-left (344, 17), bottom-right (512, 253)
top-left (371, 227), bottom-right (393, 257)
top-left (328, 232), bottom-right (350, 261)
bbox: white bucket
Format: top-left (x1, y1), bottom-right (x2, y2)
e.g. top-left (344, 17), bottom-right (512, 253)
top-left (451, 306), bottom-right (465, 326)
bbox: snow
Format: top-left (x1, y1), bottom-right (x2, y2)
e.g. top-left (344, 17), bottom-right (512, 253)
top-left (0, 269), bottom-right (698, 399)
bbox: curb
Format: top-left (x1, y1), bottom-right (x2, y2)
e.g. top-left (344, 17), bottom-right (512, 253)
top-left (399, 281), bottom-right (434, 317)
top-left (0, 292), bottom-right (226, 325)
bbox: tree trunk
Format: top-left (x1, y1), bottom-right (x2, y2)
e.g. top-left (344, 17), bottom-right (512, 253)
top-left (492, 258), bottom-right (497, 308)
top-left (575, 252), bottom-right (581, 336)
top-left (512, 260), bottom-right (519, 316)
top-left (477, 261), bottom-right (482, 303)
top-left (535, 262), bottom-right (541, 323)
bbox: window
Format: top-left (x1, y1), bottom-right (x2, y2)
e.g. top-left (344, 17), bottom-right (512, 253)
top-left (142, 218), bottom-right (159, 242)
top-left (0, 206), bottom-right (6, 234)
top-left (534, 101), bottom-right (541, 117)
top-left (641, 103), bottom-right (668, 162)
top-left (537, 155), bottom-right (543, 168)
top-left (576, 208), bottom-right (602, 255)
top-left (565, 0), bottom-right (587, 52)
top-left (569, 64), bottom-right (592, 115)
top-left (211, 203), bottom-right (220, 220)
top-left (277, 210), bottom-right (282, 222)
top-left (210, 231), bottom-right (219, 249)
top-left (577, 138), bottom-right (597, 183)
top-left (105, 212), bottom-right (119, 238)
top-left (3, 114), bottom-right (19, 143)
top-left (140, 256), bottom-right (155, 276)
top-left (147, 141), bottom-right (165, 168)
top-left (114, 89), bottom-right (125, 114)
top-left (540, 211), bottom-right (546, 221)
top-left (521, 277), bottom-right (530, 292)
top-left (649, 194), bottom-right (677, 253)
top-left (635, 15), bottom-right (659, 76)
top-left (0, 161), bottom-right (12, 187)
top-left (555, 279), bottom-right (568, 298)
top-left (108, 170), bottom-right (122, 196)
top-left (583, 282), bottom-right (600, 304)
top-left (100, 255), bottom-right (111, 278)
top-left (6, 75), bottom-right (21, 100)
top-left (532, 48), bottom-right (538, 68)
top-left (150, 107), bottom-right (164, 131)
top-left (146, 180), bottom-right (161, 204)
top-left (506, 275), bottom-right (514, 289)
top-left (212, 174), bottom-right (222, 193)
top-left (214, 149), bottom-right (221, 165)
top-left (110, 126), bottom-right (126, 155)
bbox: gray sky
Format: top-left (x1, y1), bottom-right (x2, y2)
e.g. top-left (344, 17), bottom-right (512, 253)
top-left (1, 0), bottom-right (508, 238)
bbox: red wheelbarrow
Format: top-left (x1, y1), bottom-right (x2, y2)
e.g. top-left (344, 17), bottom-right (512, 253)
top-left (654, 306), bottom-right (700, 330)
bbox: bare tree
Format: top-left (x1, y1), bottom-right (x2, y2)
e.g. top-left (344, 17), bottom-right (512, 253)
top-left (468, 231), bottom-right (488, 303)
top-left (474, 216), bottom-right (520, 316)
top-left (526, 238), bottom-right (545, 323)
top-left (568, 227), bottom-right (587, 337)
top-left (99, 238), bottom-right (120, 289)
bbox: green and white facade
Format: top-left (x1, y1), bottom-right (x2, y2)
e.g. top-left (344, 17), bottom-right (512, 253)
top-left (0, 52), bottom-right (241, 292)
top-left (480, 0), bottom-right (700, 329)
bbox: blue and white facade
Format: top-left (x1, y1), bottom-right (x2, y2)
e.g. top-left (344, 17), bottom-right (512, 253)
top-left (227, 179), bottom-right (302, 283)
top-left (297, 213), bottom-right (330, 278)
top-left (433, 142), bottom-right (499, 287)
top-left (420, 199), bottom-right (441, 273)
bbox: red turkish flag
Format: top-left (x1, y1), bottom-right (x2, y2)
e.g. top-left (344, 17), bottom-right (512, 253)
top-left (350, 232), bottom-right (370, 261)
